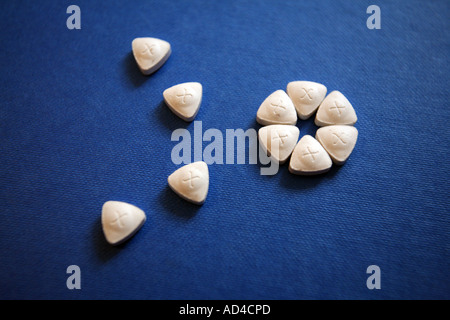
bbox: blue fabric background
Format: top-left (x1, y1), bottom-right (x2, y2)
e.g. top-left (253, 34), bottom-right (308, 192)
top-left (0, 0), bottom-right (449, 300)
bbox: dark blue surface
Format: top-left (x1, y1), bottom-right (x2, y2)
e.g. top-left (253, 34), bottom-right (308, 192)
top-left (0, 0), bottom-right (449, 300)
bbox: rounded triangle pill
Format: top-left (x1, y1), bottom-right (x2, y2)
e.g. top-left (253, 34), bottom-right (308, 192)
top-left (101, 201), bottom-right (146, 246)
top-left (315, 91), bottom-right (357, 126)
top-left (168, 161), bottom-right (209, 205)
top-left (132, 37), bottom-right (171, 75)
top-left (289, 135), bottom-right (332, 175)
top-left (256, 90), bottom-right (297, 126)
top-left (316, 125), bottom-right (358, 165)
top-left (258, 125), bottom-right (300, 164)
top-left (163, 82), bottom-right (203, 122)
top-left (287, 81), bottom-right (327, 120)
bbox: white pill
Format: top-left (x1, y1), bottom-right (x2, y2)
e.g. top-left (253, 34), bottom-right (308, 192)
top-left (258, 125), bottom-right (300, 164)
top-left (168, 161), bottom-right (209, 205)
top-left (163, 82), bottom-right (203, 122)
top-left (132, 37), bottom-right (171, 75)
top-left (289, 135), bottom-right (332, 175)
top-left (256, 90), bottom-right (297, 126)
top-left (101, 201), bottom-right (146, 246)
top-left (315, 90), bottom-right (357, 126)
top-left (286, 81), bottom-right (327, 120)
top-left (316, 125), bottom-right (358, 165)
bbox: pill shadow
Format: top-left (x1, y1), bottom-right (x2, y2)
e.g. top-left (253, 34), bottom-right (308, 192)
top-left (279, 163), bottom-right (341, 190)
top-left (123, 51), bottom-right (149, 88)
top-left (91, 215), bottom-right (129, 263)
top-left (252, 118), bottom-right (263, 130)
top-left (159, 186), bottom-right (200, 219)
top-left (155, 100), bottom-right (192, 132)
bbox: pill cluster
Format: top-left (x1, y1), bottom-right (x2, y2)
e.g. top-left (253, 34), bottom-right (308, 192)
top-left (256, 81), bottom-right (358, 175)
top-left (101, 38), bottom-right (359, 245)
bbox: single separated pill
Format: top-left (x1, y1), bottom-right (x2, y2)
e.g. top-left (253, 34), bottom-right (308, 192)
top-left (168, 161), bottom-right (209, 205)
top-left (315, 91), bottom-right (357, 126)
top-left (256, 90), bottom-right (297, 126)
top-left (316, 125), bottom-right (358, 165)
top-left (258, 125), bottom-right (300, 164)
top-left (163, 82), bottom-right (203, 122)
top-left (132, 37), bottom-right (171, 75)
top-left (286, 81), bottom-right (327, 120)
top-left (289, 135), bottom-right (332, 175)
top-left (101, 201), bottom-right (146, 246)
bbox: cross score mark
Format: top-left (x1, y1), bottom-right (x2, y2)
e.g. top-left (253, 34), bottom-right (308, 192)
top-left (183, 171), bottom-right (201, 188)
top-left (110, 211), bottom-right (128, 228)
top-left (300, 88), bottom-right (314, 100)
top-left (329, 100), bottom-right (346, 115)
top-left (302, 146), bottom-right (319, 161)
top-left (176, 88), bottom-right (193, 104)
top-left (271, 99), bottom-right (286, 116)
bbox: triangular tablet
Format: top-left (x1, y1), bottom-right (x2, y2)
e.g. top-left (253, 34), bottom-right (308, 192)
top-left (316, 125), bottom-right (358, 165)
top-left (132, 37), bottom-right (171, 75)
top-left (286, 81), bottom-right (327, 120)
top-left (315, 91), bottom-right (357, 126)
top-left (168, 161), bottom-right (209, 205)
top-left (289, 135), bottom-right (332, 175)
top-left (163, 82), bottom-right (203, 122)
top-left (256, 90), bottom-right (297, 126)
top-left (101, 201), bottom-right (146, 246)
top-left (258, 125), bottom-right (300, 164)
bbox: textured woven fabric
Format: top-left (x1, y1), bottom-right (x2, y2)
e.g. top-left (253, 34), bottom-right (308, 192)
top-left (0, 0), bottom-right (449, 299)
